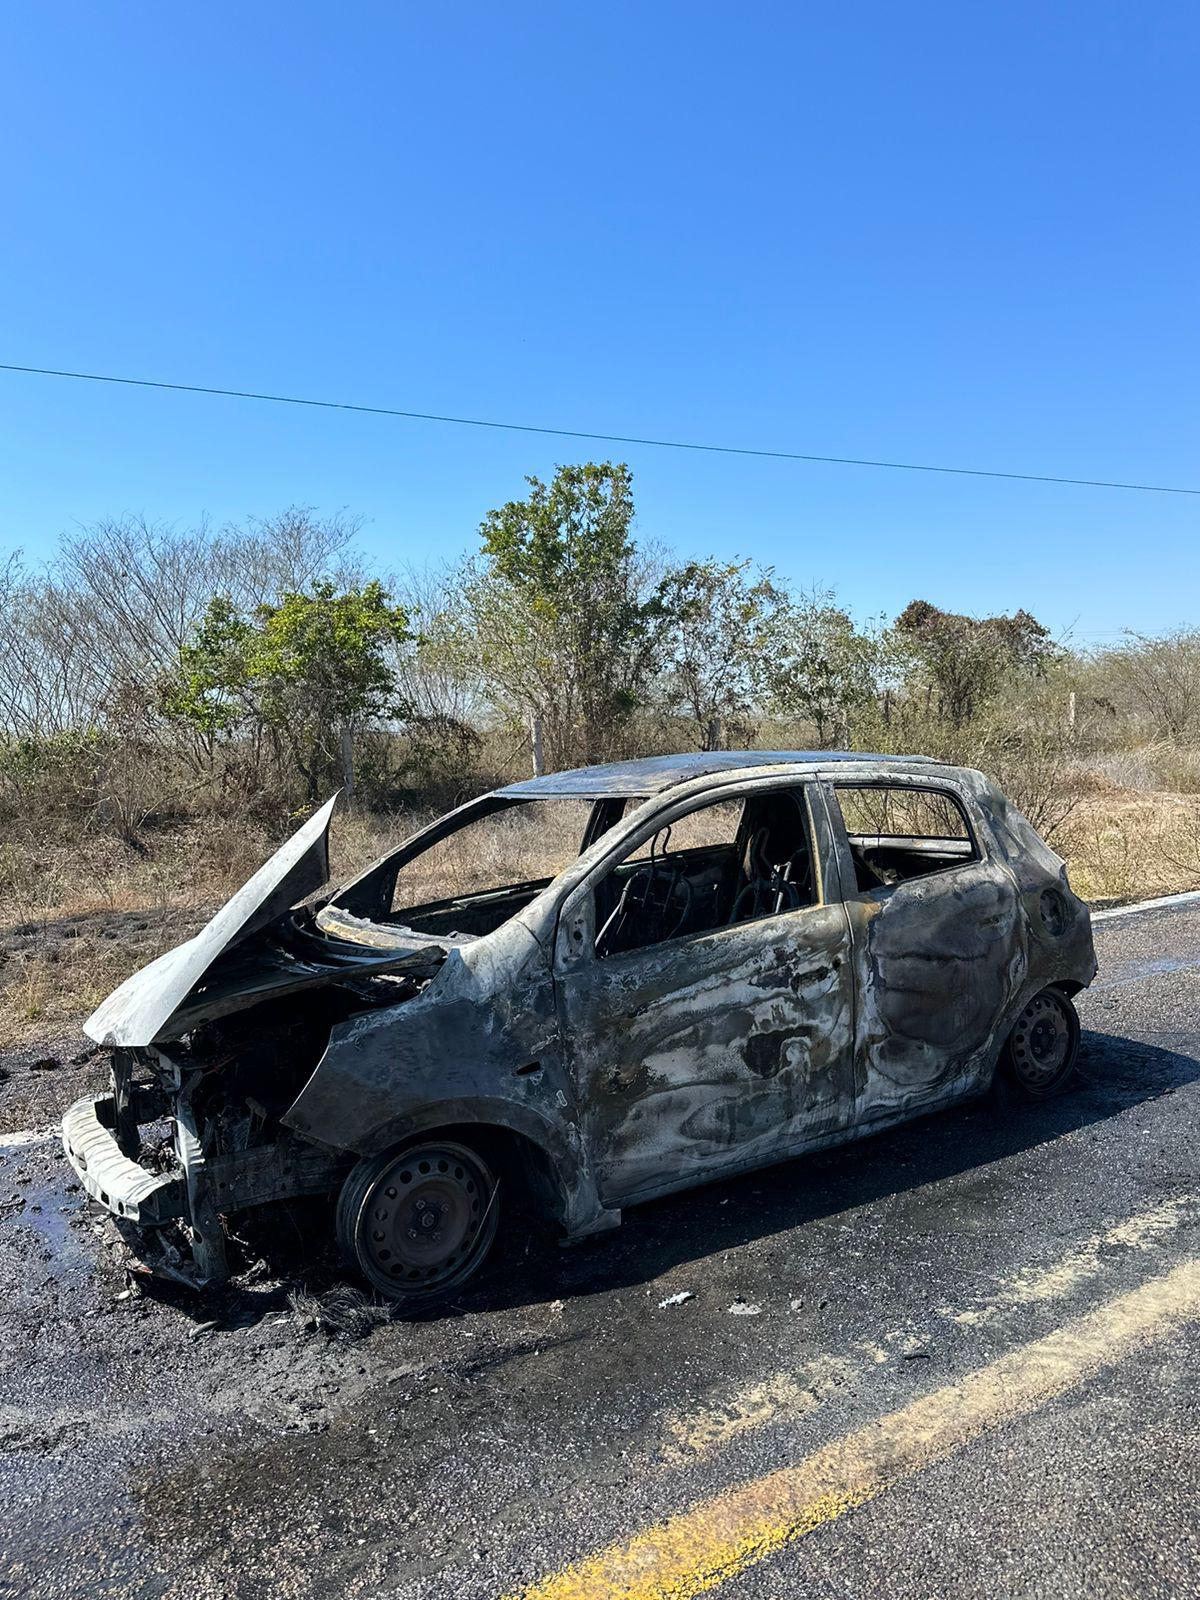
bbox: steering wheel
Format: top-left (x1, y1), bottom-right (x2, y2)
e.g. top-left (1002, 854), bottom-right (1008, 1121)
top-left (596, 859), bottom-right (694, 955)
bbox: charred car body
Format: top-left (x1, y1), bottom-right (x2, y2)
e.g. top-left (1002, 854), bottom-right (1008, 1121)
top-left (64, 752), bottom-right (1097, 1304)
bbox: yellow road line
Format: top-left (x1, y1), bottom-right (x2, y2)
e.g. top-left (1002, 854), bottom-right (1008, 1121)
top-left (512, 1257), bottom-right (1200, 1600)
top-left (948, 1190), bottom-right (1200, 1326)
top-left (654, 1188), bottom-right (1199, 1472)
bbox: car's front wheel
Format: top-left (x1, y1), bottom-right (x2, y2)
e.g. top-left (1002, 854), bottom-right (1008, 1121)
top-left (336, 1138), bottom-right (500, 1306)
top-left (1000, 987), bottom-right (1081, 1098)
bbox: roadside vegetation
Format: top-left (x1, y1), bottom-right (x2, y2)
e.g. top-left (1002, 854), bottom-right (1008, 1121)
top-left (3, 463), bottom-right (1200, 1043)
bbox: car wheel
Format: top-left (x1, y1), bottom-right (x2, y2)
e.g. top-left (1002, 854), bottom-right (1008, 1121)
top-left (1000, 988), bottom-right (1080, 1099)
top-left (336, 1138), bottom-right (500, 1305)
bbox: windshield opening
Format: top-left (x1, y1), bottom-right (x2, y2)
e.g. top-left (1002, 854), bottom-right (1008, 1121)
top-left (377, 797), bottom-right (610, 937)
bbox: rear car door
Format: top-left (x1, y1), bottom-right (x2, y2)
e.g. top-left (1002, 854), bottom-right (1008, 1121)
top-left (826, 777), bottom-right (1027, 1120)
top-left (552, 778), bottom-right (857, 1207)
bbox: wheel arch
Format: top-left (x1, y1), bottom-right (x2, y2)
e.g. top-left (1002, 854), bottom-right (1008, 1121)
top-left (1049, 977), bottom-right (1087, 998)
top-left (350, 1096), bottom-right (603, 1236)
top-left (979, 968), bottom-right (1086, 1093)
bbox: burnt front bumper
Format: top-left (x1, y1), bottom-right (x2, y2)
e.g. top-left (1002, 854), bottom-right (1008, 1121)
top-left (62, 1051), bottom-right (350, 1287)
top-left (60, 1072), bottom-right (227, 1285)
top-left (62, 1093), bottom-right (185, 1225)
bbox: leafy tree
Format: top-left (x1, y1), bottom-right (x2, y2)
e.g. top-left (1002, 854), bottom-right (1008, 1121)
top-left (654, 558), bottom-right (785, 748)
top-left (759, 588), bottom-right (879, 746)
top-left (465, 462), bottom-right (663, 768)
top-left (891, 600), bottom-right (1055, 727)
top-left (164, 580), bottom-right (410, 801)
top-left (165, 597), bottom-right (255, 744)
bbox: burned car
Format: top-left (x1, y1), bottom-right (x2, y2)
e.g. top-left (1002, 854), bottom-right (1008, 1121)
top-left (64, 752), bottom-right (1096, 1305)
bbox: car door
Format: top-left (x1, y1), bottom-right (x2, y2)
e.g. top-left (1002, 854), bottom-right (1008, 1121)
top-left (826, 777), bottom-right (1027, 1121)
top-left (552, 778), bottom-right (857, 1208)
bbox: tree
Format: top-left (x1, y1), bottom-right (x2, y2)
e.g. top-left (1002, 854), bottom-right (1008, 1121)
top-left (164, 580), bottom-right (411, 801)
top-left (759, 588), bottom-right (879, 746)
top-left (7, 509), bottom-right (363, 754)
top-left (653, 558), bottom-right (785, 748)
top-left (891, 600), bottom-right (1055, 727)
top-left (1104, 628), bottom-right (1200, 742)
top-left (464, 462), bottom-right (663, 768)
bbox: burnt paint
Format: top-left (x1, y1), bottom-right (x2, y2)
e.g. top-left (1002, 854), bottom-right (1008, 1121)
top-left (291, 760), bottom-right (1095, 1238)
top-left (76, 756), bottom-right (1099, 1259)
top-left (555, 895), bottom-right (856, 1209)
top-left (496, 749), bottom-right (942, 800)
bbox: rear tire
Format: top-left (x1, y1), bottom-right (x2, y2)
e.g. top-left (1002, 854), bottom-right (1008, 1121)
top-left (999, 988), bottom-right (1080, 1099)
top-left (336, 1138), bottom-right (500, 1307)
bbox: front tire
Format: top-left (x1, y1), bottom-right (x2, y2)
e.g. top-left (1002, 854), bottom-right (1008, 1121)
top-left (336, 1138), bottom-right (500, 1306)
top-left (1000, 988), bottom-right (1080, 1099)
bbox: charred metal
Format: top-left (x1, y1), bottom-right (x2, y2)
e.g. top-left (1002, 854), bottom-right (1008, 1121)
top-left (63, 751), bottom-right (1097, 1304)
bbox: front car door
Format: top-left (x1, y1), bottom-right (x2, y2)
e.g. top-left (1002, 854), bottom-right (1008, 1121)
top-left (552, 776), bottom-right (857, 1208)
top-left (825, 775), bottom-right (1027, 1123)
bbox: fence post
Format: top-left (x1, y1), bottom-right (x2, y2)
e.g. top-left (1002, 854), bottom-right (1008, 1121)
top-left (339, 724), bottom-right (355, 800)
top-left (530, 712), bottom-right (545, 778)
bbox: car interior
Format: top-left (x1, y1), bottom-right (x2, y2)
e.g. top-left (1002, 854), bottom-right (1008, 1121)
top-left (329, 782), bottom-right (978, 950)
top-left (593, 789), bottom-right (814, 958)
top-left (835, 784), bottom-right (977, 890)
top-left (372, 789), bottom-right (817, 954)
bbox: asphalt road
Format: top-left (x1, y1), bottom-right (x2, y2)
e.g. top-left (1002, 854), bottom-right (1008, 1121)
top-left (3, 901), bottom-right (1200, 1600)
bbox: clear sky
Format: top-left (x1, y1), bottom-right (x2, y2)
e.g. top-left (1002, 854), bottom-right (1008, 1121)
top-left (2, 2), bottom-right (1196, 646)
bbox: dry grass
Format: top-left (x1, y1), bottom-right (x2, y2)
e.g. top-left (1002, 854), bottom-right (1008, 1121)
top-left (1057, 788), bottom-right (1200, 903)
top-left (1057, 745), bottom-right (1200, 902)
top-left (0, 806), bottom-right (431, 1047)
top-left (390, 800), bottom-right (593, 907)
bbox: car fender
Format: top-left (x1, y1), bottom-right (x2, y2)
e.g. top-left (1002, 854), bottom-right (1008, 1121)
top-left (281, 929), bottom-right (613, 1237)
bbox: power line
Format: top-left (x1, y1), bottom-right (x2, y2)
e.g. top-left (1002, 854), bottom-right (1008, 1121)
top-left (2, 360), bottom-right (1198, 497)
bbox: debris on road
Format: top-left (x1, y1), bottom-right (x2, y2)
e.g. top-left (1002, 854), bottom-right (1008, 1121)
top-left (288, 1284), bottom-right (392, 1340)
top-left (659, 1290), bottom-right (695, 1308)
top-left (728, 1298), bottom-right (762, 1316)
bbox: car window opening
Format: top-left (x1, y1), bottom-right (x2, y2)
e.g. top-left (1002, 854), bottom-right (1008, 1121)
top-left (594, 789), bottom-right (814, 958)
top-left (834, 784), bottom-right (977, 890)
top-left (385, 797), bottom-right (607, 940)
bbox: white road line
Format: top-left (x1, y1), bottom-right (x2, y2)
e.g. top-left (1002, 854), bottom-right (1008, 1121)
top-left (1091, 888), bottom-right (1200, 922)
top-left (0, 1125), bottom-right (58, 1150)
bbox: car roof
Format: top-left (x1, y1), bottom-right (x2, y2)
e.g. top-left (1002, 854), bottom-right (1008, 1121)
top-left (495, 750), bottom-right (948, 800)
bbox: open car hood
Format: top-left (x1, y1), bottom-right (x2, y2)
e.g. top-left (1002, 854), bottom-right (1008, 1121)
top-left (85, 796), bottom-right (341, 1048)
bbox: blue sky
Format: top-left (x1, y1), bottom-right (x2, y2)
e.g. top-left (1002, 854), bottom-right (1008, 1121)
top-left (2, 2), bottom-right (1196, 645)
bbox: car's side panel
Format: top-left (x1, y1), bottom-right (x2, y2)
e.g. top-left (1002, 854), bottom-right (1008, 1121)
top-left (559, 903), bottom-right (856, 1206)
top-left (819, 776), bottom-right (1029, 1117)
top-left (845, 858), bottom-right (1028, 1114)
top-left (552, 781), bottom-right (857, 1207)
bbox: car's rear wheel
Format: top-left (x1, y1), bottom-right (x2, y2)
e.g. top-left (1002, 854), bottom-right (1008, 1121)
top-left (1000, 988), bottom-right (1080, 1098)
top-left (336, 1138), bottom-right (500, 1305)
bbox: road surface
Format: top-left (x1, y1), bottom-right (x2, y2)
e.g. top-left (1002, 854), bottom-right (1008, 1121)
top-left (2, 901), bottom-right (1199, 1599)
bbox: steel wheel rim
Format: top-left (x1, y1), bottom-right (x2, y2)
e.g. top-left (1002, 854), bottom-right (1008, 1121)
top-left (1009, 993), bottom-right (1073, 1089)
top-left (359, 1143), bottom-right (494, 1295)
